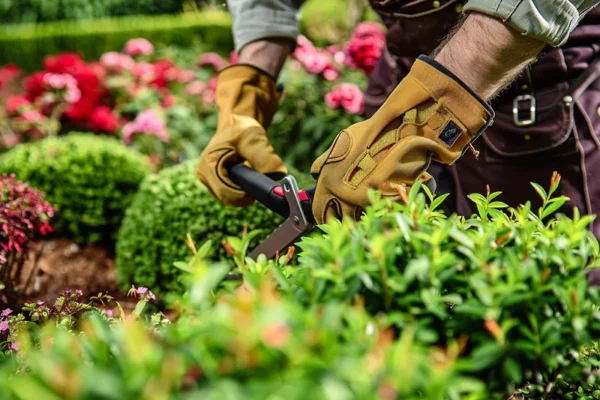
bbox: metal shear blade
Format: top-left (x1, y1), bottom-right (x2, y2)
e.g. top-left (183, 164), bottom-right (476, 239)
top-left (250, 175), bottom-right (314, 260)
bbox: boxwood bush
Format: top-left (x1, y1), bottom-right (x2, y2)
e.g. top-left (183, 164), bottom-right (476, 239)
top-left (0, 132), bottom-right (151, 245)
top-left (116, 159), bottom-right (314, 296)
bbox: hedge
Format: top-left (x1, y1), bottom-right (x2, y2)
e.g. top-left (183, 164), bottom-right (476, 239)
top-left (0, 0), bottom-right (185, 24)
top-left (116, 158), bottom-right (314, 296)
top-left (0, 10), bottom-right (234, 71)
top-left (0, 132), bottom-right (151, 245)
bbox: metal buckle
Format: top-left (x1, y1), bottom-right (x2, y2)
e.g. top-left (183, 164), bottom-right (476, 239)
top-left (513, 94), bottom-right (536, 127)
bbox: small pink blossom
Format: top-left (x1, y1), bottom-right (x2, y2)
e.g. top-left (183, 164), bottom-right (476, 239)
top-left (177, 69), bottom-right (196, 83)
top-left (325, 83), bottom-right (364, 114)
top-left (106, 310), bottom-right (113, 318)
top-left (0, 133), bottom-right (21, 148)
top-left (202, 78), bottom-right (217, 104)
top-left (132, 62), bottom-right (155, 83)
top-left (124, 38), bottom-right (154, 57)
top-left (186, 81), bottom-right (205, 96)
top-left (22, 109), bottom-right (44, 123)
top-left (197, 52), bottom-right (226, 71)
top-left (42, 73), bottom-right (81, 103)
top-left (122, 109), bottom-right (169, 145)
top-left (0, 321), bottom-right (8, 332)
top-left (100, 52), bottom-right (135, 71)
top-left (323, 66), bottom-right (340, 81)
top-left (135, 287), bottom-right (156, 301)
top-left (137, 287), bottom-right (148, 295)
top-left (10, 342), bottom-right (19, 351)
top-left (37, 300), bottom-right (45, 306)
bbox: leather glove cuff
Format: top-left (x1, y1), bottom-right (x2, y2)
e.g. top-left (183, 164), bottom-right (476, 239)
top-left (215, 64), bottom-right (283, 129)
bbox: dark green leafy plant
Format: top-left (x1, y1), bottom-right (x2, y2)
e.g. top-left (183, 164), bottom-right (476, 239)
top-left (116, 159), bottom-right (314, 296)
top-left (0, 132), bottom-right (151, 245)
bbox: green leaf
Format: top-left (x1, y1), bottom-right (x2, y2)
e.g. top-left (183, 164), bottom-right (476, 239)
top-left (541, 197), bottom-right (567, 219)
top-left (531, 182), bottom-right (548, 201)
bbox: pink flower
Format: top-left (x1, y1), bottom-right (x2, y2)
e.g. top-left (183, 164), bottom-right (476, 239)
top-left (124, 38), bottom-right (154, 57)
top-left (1, 133), bottom-right (20, 148)
top-left (106, 310), bottom-right (113, 317)
top-left (162, 95), bottom-right (176, 108)
top-left (10, 342), bottom-right (19, 351)
top-left (186, 81), bottom-right (205, 96)
top-left (197, 52), bottom-right (226, 71)
top-left (122, 109), bottom-right (169, 145)
top-left (132, 62), bottom-right (155, 83)
top-left (22, 109), bottom-right (44, 123)
top-left (323, 66), bottom-right (340, 81)
top-left (136, 287), bottom-right (156, 301)
top-left (177, 69), bottom-right (196, 83)
top-left (100, 52), bottom-right (135, 71)
top-left (295, 46), bottom-right (329, 74)
top-left (42, 73), bottom-right (81, 103)
top-left (202, 78), bottom-right (217, 104)
top-left (0, 321), bottom-right (7, 332)
top-left (325, 83), bottom-right (364, 114)
top-left (229, 51), bottom-right (239, 65)
top-left (137, 287), bottom-right (148, 295)
top-left (1, 308), bottom-right (11, 318)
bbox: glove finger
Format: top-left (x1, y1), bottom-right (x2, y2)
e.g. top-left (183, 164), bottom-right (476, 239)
top-left (310, 151), bottom-right (329, 180)
top-left (237, 125), bottom-right (287, 179)
top-left (197, 147), bottom-right (255, 207)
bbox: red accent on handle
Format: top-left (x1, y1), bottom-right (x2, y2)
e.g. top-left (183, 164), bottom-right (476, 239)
top-left (273, 186), bottom-right (309, 202)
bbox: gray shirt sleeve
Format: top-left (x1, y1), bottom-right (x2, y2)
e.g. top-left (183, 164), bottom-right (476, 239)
top-left (227, 0), bottom-right (306, 52)
top-left (463, 0), bottom-right (600, 47)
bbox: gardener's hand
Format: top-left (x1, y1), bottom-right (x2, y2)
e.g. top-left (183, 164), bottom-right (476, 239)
top-left (310, 55), bottom-right (494, 225)
top-left (196, 64), bottom-right (287, 207)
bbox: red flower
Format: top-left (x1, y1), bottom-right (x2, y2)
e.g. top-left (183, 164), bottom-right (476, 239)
top-left (24, 72), bottom-right (46, 102)
top-left (43, 53), bottom-right (86, 74)
top-left (151, 59), bottom-right (176, 89)
top-left (345, 22), bottom-right (386, 76)
top-left (6, 96), bottom-right (30, 116)
top-left (0, 64), bottom-right (20, 89)
top-left (88, 106), bottom-right (118, 134)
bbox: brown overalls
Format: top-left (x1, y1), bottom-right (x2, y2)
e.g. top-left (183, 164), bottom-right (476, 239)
top-left (364, 0), bottom-right (600, 239)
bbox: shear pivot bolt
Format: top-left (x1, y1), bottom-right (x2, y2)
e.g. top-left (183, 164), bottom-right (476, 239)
top-left (293, 216), bottom-right (300, 225)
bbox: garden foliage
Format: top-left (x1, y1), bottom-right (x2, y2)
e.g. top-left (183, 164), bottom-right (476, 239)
top-left (0, 174), bottom-right (54, 294)
top-left (0, 133), bottom-right (150, 244)
top-left (2, 175), bottom-right (600, 399)
top-left (116, 159), bottom-right (313, 296)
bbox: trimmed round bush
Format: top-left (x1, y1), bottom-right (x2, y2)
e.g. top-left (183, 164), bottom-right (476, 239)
top-left (116, 159), bottom-right (314, 295)
top-left (0, 132), bottom-right (151, 245)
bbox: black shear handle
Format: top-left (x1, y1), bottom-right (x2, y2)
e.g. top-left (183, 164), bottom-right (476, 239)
top-left (228, 164), bottom-right (315, 221)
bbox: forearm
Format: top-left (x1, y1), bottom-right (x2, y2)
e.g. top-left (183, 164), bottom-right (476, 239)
top-left (432, 12), bottom-right (546, 101)
top-left (238, 38), bottom-right (294, 78)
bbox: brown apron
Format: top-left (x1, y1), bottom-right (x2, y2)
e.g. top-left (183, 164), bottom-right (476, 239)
top-left (364, 0), bottom-right (600, 239)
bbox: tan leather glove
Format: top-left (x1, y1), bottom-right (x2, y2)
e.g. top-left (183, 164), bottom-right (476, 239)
top-left (196, 64), bottom-right (287, 206)
top-left (310, 55), bottom-right (494, 224)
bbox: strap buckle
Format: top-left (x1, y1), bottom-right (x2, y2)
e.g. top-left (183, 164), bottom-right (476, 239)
top-left (513, 94), bottom-right (536, 127)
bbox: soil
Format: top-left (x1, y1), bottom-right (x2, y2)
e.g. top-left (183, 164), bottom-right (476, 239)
top-left (1, 239), bottom-right (138, 314)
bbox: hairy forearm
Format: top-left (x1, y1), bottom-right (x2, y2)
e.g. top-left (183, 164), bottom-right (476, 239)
top-left (432, 12), bottom-right (546, 101)
top-left (238, 38), bottom-right (294, 78)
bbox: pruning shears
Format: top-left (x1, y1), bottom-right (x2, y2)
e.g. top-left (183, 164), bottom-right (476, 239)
top-left (227, 164), bottom-right (317, 260)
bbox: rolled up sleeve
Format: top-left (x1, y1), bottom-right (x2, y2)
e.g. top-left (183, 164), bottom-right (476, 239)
top-left (227, 0), bottom-right (305, 52)
top-left (463, 0), bottom-right (600, 47)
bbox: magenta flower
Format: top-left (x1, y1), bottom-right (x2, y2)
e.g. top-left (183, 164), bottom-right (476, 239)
top-left (135, 287), bottom-right (156, 301)
top-left (136, 287), bottom-right (148, 295)
top-left (325, 83), bottom-right (365, 114)
top-left (106, 310), bottom-right (113, 318)
top-left (0, 321), bottom-right (8, 332)
top-left (1, 308), bottom-right (12, 317)
top-left (122, 110), bottom-right (169, 145)
top-left (10, 342), bottom-right (19, 351)
top-left (124, 38), bottom-right (154, 57)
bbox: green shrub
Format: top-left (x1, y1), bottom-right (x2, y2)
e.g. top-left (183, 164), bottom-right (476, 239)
top-left (0, 132), bottom-right (151, 245)
top-left (270, 176), bottom-right (600, 398)
top-left (0, 10), bottom-right (233, 71)
top-left (115, 159), bottom-right (314, 296)
top-left (0, 0), bottom-right (185, 24)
